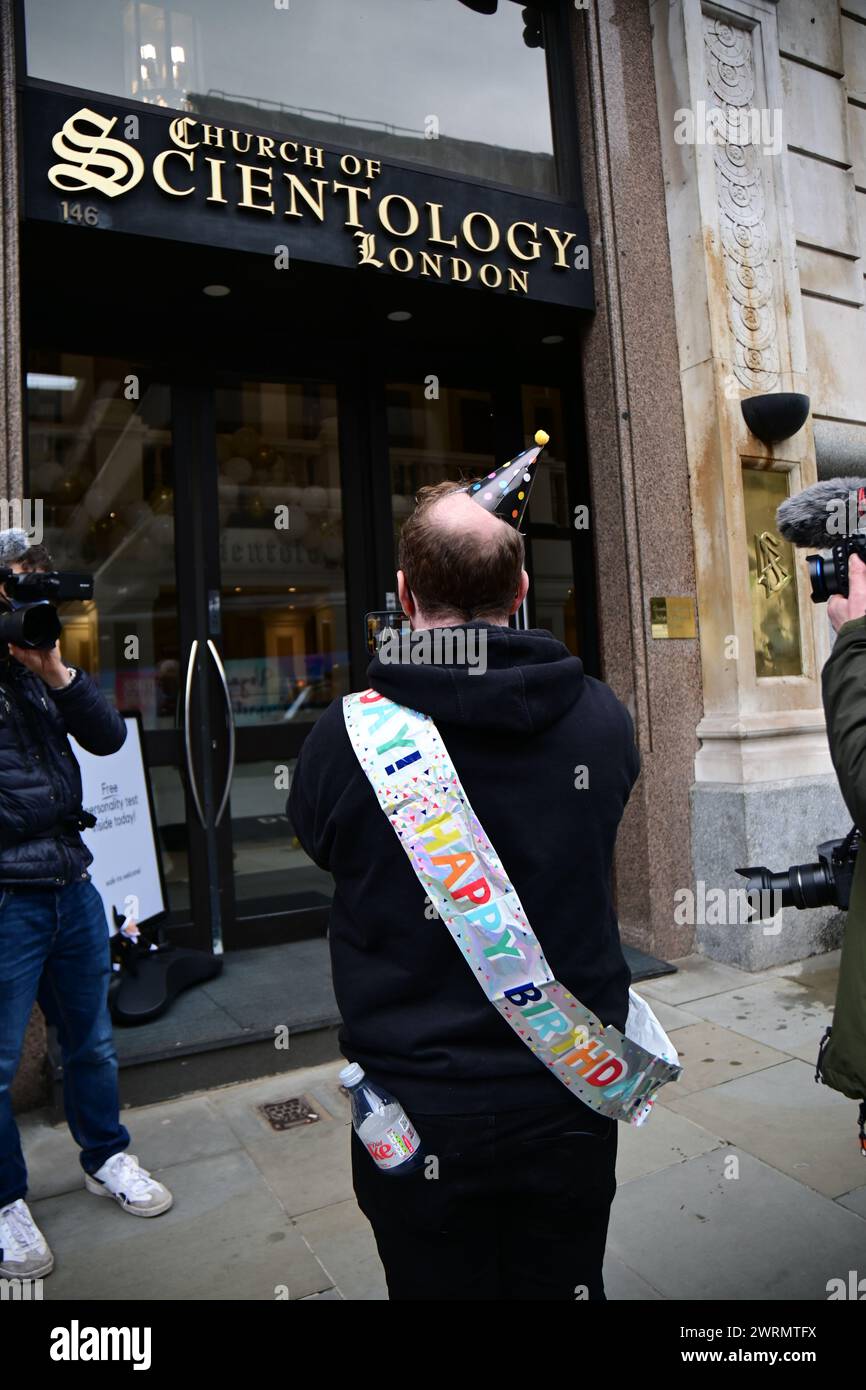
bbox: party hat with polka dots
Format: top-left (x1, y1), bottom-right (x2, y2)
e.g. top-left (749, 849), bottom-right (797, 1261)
top-left (461, 430), bottom-right (549, 529)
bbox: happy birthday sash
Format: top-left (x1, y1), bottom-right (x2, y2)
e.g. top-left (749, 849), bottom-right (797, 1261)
top-left (343, 689), bottom-right (681, 1126)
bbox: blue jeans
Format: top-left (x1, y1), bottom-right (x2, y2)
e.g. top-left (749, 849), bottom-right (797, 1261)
top-left (0, 879), bottom-right (129, 1206)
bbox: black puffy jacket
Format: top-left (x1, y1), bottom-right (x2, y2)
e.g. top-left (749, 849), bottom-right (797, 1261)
top-left (0, 657), bottom-right (127, 886)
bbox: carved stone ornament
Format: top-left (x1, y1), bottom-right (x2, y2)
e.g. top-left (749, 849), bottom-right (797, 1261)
top-left (703, 16), bottom-right (780, 392)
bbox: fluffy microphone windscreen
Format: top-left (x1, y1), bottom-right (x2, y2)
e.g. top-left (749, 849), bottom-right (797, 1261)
top-left (776, 478), bottom-right (866, 548)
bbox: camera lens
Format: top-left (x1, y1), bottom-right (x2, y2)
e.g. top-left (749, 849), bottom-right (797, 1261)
top-left (0, 601), bottom-right (62, 651)
top-left (807, 553), bottom-right (844, 603)
top-left (740, 860), bottom-right (834, 910)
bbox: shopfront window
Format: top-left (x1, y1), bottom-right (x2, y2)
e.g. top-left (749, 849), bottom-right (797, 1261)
top-left (23, 0), bottom-right (557, 195)
top-left (214, 380), bottom-right (349, 727)
top-left (25, 351), bottom-right (178, 730)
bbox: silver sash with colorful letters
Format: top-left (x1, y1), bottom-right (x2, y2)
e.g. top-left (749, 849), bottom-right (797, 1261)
top-left (343, 689), bottom-right (681, 1126)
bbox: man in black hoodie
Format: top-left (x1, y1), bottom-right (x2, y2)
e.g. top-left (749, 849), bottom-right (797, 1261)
top-left (289, 476), bottom-right (640, 1301)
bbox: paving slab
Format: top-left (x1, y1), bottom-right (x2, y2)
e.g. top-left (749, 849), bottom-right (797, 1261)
top-left (639, 997), bottom-right (704, 1032)
top-left (607, 1148), bottom-right (866, 1300)
top-left (32, 1149), bottom-right (332, 1301)
top-left (616, 1101), bottom-right (723, 1185)
top-left (835, 1186), bottom-right (866, 1220)
top-left (767, 949), bottom-right (841, 985)
top-left (19, 1095), bottom-right (242, 1202)
top-left (666, 1021), bottom-right (790, 1094)
top-left (602, 1252), bottom-right (664, 1301)
top-left (639, 955), bottom-right (761, 1006)
top-left (678, 977), bottom-right (833, 1063)
top-left (665, 1058), bottom-right (866, 1199)
top-left (244, 1118), bottom-right (356, 1218)
top-left (295, 1197), bottom-right (389, 1301)
top-left (16, 1111), bottom-right (84, 1201)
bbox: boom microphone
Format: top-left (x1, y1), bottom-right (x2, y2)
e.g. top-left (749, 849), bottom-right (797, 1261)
top-left (776, 478), bottom-right (866, 548)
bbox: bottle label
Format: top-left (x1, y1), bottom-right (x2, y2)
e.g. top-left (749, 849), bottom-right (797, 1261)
top-left (366, 1115), bottom-right (419, 1170)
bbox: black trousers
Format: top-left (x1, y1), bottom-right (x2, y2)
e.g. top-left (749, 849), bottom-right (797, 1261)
top-left (351, 1096), bottom-right (617, 1301)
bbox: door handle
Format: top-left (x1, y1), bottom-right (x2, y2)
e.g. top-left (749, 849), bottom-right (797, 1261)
top-left (207, 639), bottom-right (236, 827)
top-left (183, 638), bottom-right (206, 828)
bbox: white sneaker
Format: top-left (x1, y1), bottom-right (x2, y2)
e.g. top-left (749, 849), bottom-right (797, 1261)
top-left (0, 1198), bottom-right (54, 1278)
top-left (85, 1153), bottom-right (173, 1218)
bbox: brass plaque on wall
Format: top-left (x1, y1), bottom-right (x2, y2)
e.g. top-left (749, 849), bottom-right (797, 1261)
top-left (650, 596), bottom-right (697, 639)
top-left (742, 467), bottom-right (803, 678)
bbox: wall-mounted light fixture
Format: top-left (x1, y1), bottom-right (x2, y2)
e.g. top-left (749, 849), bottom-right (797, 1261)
top-left (741, 392), bottom-right (810, 445)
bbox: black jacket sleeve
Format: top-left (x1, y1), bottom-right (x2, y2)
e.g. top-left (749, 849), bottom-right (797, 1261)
top-left (48, 667), bottom-right (127, 756)
top-left (822, 616), bottom-right (866, 833)
top-left (286, 704), bottom-right (352, 872)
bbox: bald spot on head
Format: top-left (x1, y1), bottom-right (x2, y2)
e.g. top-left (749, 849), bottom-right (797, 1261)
top-left (425, 488), bottom-right (512, 547)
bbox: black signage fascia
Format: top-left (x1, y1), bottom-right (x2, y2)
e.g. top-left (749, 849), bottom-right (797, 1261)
top-left (20, 85), bottom-right (593, 311)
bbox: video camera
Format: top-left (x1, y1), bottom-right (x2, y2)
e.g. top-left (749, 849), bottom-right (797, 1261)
top-left (0, 569), bottom-right (93, 651)
top-left (777, 479), bottom-right (866, 603)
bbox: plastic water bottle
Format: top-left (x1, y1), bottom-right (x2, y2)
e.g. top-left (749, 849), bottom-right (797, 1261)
top-left (339, 1063), bottom-right (423, 1175)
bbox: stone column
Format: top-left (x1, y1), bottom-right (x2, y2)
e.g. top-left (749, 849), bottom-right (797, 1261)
top-left (650, 0), bottom-right (847, 967)
top-left (571, 0), bottom-right (704, 961)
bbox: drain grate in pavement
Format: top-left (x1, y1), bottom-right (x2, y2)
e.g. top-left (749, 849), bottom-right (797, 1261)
top-left (259, 1095), bottom-right (320, 1131)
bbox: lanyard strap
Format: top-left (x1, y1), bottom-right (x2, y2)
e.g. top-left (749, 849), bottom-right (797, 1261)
top-left (343, 689), bottom-right (680, 1125)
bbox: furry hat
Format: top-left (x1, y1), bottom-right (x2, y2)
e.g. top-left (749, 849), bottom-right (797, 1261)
top-left (0, 528), bottom-right (31, 567)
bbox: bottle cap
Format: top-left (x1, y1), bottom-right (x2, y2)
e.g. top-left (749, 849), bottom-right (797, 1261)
top-left (339, 1062), bottom-right (365, 1088)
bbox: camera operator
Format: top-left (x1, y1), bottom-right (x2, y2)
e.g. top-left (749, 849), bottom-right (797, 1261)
top-left (0, 529), bottom-right (172, 1284)
top-left (820, 551), bottom-right (866, 1153)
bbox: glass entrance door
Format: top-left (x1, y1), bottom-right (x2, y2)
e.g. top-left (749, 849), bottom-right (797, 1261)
top-left (209, 379), bottom-right (350, 946)
top-left (26, 353), bottom-right (594, 955)
top-left (25, 357), bottom-right (358, 953)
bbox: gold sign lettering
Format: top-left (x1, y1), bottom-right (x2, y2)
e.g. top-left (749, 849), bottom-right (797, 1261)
top-left (506, 221), bottom-right (541, 261)
top-left (379, 194), bottom-right (420, 238)
top-left (153, 149), bottom-right (195, 197)
top-left (48, 107), bottom-right (145, 198)
top-left (332, 181), bottom-right (372, 228)
top-left (46, 105), bottom-right (589, 303)
top-left (237, 163), bottom-right (275, 213)
top-left (462, 211), bottom-right (500, 254)
top-left (426, 202), bottom-right (458, 249)
top-left (283, 173), bottom-right (327, 221)
top-left (544, 226), bottom-right (577, 268)
top-left (205, 157), bottom-right (228, 204)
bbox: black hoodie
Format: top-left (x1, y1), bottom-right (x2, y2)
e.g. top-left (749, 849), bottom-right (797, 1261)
top-left (288, 623), bottom-right (640, 1114)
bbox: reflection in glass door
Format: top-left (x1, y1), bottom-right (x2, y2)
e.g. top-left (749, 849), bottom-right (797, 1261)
top-left (26, 352), bottom-right (195, 917)
top-left (212, 380), bottom-right (349, 938)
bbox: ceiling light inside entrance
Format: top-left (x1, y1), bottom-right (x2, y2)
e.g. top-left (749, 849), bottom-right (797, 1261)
top-left (26, 373), bottom-right (79, 391)
top-left (387, 310), bottom-right (412, 322)
top-left (203, 284), bottom-right (231, 297)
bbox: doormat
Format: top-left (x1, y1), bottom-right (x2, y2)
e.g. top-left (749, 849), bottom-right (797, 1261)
top-left (623, 944), bottom-right (678, 983)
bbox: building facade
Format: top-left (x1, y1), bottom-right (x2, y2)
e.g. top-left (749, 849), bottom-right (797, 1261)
top-left (3, 0), bottom-right (864, 1105)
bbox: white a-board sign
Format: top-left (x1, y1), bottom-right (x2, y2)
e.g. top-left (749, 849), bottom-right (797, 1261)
top-left (69, 712), bottom-right (167, 933)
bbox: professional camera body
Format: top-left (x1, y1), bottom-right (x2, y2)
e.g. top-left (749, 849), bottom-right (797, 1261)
top-left (0, 568), bottom-right (93, 651)
top-left (738, 826), bottom-right (860, 918)
top-left (806, 538), bottom-right (866, 605)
